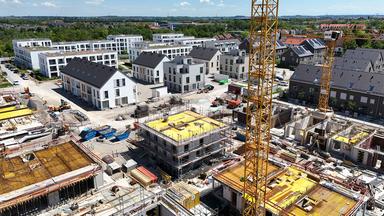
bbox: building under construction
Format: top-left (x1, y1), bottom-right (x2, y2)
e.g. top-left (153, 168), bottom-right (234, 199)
top-left (139, 110), bottom-right (229, 177)
top-left (0, 141), bottom-right (103, 216)
top-left (284, 110), bottom-right (384, 171)
top-left (214, 160), bottom-right (368, 216)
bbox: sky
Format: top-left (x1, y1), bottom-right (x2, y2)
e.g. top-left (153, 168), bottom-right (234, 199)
top-left (0, 0), bottom-right (384, 17)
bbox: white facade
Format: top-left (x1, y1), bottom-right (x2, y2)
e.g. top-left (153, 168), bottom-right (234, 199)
top-left (39, 50), bottom-right (118, 78)
top-left (129, 45), bottom-right (192, 62)
top-left (204, 39), bottom-right (240, 53)
top-left (220, 49), bottom-right (249, 80)
top-left (163, 56), bottom-right (206, 94)
top-left (132, 56), bottom-right (170, 84)
top-left (192, 50), bottom-right (221, 74)
top-left (51, 41), bottom-right (91, 52)
top-left (51, 40), bottom-right (117, 53)
top-left (62, 71), bottom-right (136, 110)
top-left (12, 38), bottom-right (52, 49)
top-left (176, 38), bottom-right (216, 48)
top-left (153, 33), bottom-right (185, 43)
top-left (14, 47), bottom-right (59, 70)
top-left (107, 35), bottom-right (143, 54)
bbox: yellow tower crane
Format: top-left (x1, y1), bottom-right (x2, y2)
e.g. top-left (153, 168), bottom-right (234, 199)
top-left (243, 0), bottom-right (279, 215)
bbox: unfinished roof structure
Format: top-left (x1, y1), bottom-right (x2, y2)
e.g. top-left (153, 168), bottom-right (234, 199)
top-left (214, 161), bottom-right (364, 216)
top-left (144, 110), bottom-right (227, 143)
top-left (0, 141), bottom-right (102, 215)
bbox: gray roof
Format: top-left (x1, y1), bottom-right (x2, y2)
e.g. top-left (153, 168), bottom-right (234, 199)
top-left (302, 38), bottom-right (326, 50)
top-left (189, 47), bottom-right (220, 61)
top-left (133, 52), bottom-right (168, 68)
top-left (62, 58), bottom-right (117, 88)
top-left (344, 49), bottom-right (382, 63)
top-left (333, 57), bottom-right (373, 72)
top-left (291, 46), bottom-right (313, 57)
top-left (291, 64), bottom-right (384, 95)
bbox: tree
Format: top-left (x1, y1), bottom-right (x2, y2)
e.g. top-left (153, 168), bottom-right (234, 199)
top-left (344, 39), bottom-right (358, 50)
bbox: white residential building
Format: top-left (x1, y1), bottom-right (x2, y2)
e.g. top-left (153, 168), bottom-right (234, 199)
top-left (61, 58), bottom-right (136, 110)
top-left (220, 49), bottom-right (249, 80)
top-left (132, 52), bottom-right (170, 84)
top-left (51, 41), bottom-right (91, 52)
top-left (175, 37), bottom-right (216, 48)
top-left (204, 39), bottom-right (241, 53)
top-left (14, 47), bottom-right (59, 70)
top-left (39, 50), bottom-right (118, 78)
top-left (51, 40), bottom-right (117, 52)
top-left (12, 38), bottom-right (52, 49)
top-left (153, 33), bottom-right (185, 43)
top-left (107, 35), bottom-right (143, 54)
top-left (164, 56), bottom-right (206, 93)
top-left (129, 44), bottom-right (192, 62)
top-left (189, 47), bottom-right (221, 74)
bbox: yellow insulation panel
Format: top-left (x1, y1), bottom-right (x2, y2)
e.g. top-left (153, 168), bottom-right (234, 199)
top-left (145, 111), bottom-right (226, 142)
top-left (0, 107), bottom-right (32, 121)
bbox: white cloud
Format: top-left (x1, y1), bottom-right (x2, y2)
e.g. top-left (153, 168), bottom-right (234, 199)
top-left (179, 1), bottom-right (190, 7)
top-left (200, 0), bottom-right (210, 3)
top-left (218, 0), bottom-right (225, 7)
top-left (0, 0), bottom-right (6, 3)
top-left (85, 0), bottom-right (105, 5)
top-left (41, 1), bottom-right (57, 7)
top-left (12, 0), bottom-right (21, 4)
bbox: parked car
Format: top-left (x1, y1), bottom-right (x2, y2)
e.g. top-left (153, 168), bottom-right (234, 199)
top-left (279, 81), bottom-right (289, 86)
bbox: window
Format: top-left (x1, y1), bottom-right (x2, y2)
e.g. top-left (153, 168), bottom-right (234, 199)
top-left (122, 97), bottom-right (128, 104)
top-left (122, 79), bottom-right (126, 86)
top-left (200, 67), bottom-right (204, 74)
top-left (116, 79), bottom-right (120, 87)
top-left (156, 70), bottom-right (159, 76)
top-left (104, 91), bottom-right (109, 99)
top-left (340, 93), bottom-right (347, 100)
top-left (361, 96), bottom-right (368, 103)
top-left (370, 99), bottom-right (375, 104)
top-left (116, 89), bottom-right (120, 97)
top-left (196, 75), bottom-right (201, 82)
top-left (50, 66), bottom-right (58, 71)
top-left (330, 91), bottom-right (336, 98)
top-left (349, 95), bottom-right (354, 100)
top-left (49, 59), bottom-right (56, 65)
top-left (186, 77), bottom-right (190, 84)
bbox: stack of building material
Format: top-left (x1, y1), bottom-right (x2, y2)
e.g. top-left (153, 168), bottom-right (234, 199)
top-left (137, 166), bottom-right (158, 183)
top-left (280, 150), bottom-right (298, 163)
top-left (130, 166), bottom-right (158, 186)
top-left (167, 182), bottom-right (200, 209)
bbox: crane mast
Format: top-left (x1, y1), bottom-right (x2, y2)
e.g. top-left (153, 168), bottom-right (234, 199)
top-left (243, 0), bottom-right (279, 215)
top-left (318, 40), bottom-right (337, 113)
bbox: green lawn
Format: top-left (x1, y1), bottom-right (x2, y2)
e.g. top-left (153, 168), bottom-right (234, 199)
top-left (0, 75), bottom-right (12, 88)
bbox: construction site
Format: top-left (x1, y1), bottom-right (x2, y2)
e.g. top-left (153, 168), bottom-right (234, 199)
top-left (1, 1), bottom-right (384, 216)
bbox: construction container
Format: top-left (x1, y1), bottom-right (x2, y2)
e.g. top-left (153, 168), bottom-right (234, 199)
top-left (80, 128), bottom-right (96, 141)
top-left (131, 168), bottom-right (152, 187)
top-left (137, 166), bottom-right (158, 183)
top-left (100, 128), bottom-right (117, 139)
top-left (122, 159), bottom-right (137, 173)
